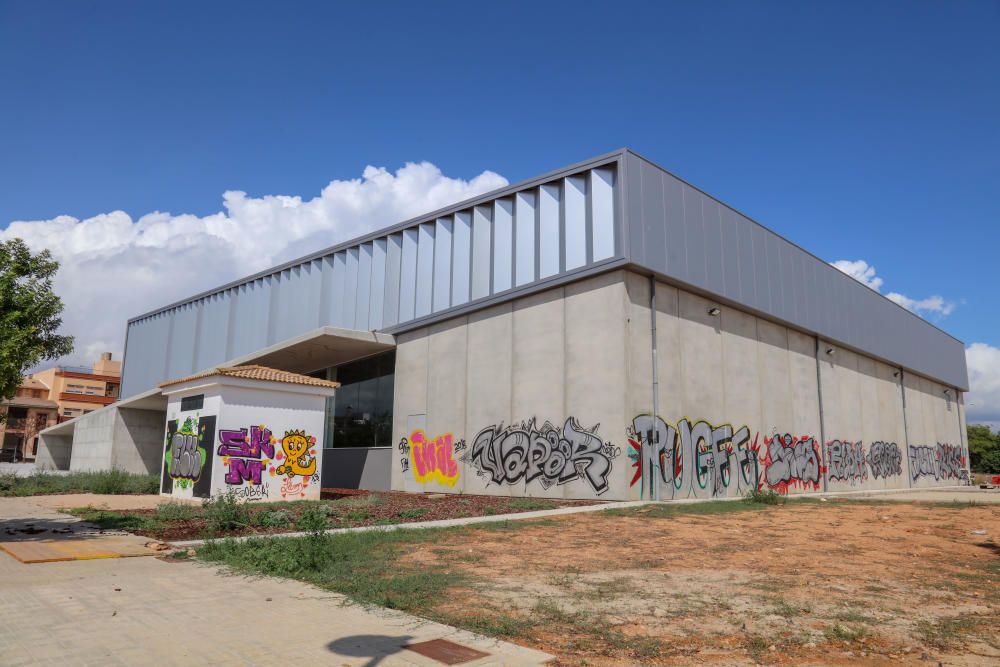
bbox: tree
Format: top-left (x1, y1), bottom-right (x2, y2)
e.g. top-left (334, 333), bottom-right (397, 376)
top-left (967, 423), bottom-right (1000, 474)
top-left (0, 238), bottom-right (74, 408)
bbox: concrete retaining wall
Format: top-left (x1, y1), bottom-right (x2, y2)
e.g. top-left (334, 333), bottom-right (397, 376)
top-left (391, 269), bottom-right (969, 500)
top-left (30, 435), bottom-right (72, 471)
top-left (321, 447), bottom-right (390, 491)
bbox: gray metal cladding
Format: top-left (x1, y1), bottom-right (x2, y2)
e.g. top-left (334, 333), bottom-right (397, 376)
top-left (121, 147), bottom-right (968, 398)
top-left (120, 161), bottom-right (622, 398)
top-left (621, 151), bottom-right (969, 390)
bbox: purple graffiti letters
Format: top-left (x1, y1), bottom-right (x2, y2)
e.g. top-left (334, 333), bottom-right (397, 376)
top-left (219, 425), bottom-right (275, 486)
top-left (226, 458), bottom-right (265, 486)
top-left (218, 426), bottom-right (274, 459)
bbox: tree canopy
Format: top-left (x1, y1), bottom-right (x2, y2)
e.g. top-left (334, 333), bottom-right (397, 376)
top-left (968, 423), bottom-right (1000, 474)
top-left (0, 238), bottom-right (74, 403)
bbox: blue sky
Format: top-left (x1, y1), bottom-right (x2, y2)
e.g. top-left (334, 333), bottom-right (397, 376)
top-left (1, 1), bottom-right (998, 419)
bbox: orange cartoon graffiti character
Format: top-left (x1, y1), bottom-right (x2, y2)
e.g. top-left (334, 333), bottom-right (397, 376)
top-left (276, 429), bottom-right (317, 478)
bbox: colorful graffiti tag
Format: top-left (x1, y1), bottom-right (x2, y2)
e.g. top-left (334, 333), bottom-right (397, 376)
top-left (464, 417), bottom-right (620, 495)
top-left (627, 415), bottom-right (756, 499)
top-left (218, 425), bottom-right (319, 499)
top-left (756, 434), bottom-right (824, 493)
top-left (161, 415), bottom-right (216, 497)
top-left (402, 430), bottom-right (462, 486)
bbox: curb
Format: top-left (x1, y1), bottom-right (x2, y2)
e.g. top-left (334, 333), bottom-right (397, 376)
top-left (168, 499), bottom-right (653, 548)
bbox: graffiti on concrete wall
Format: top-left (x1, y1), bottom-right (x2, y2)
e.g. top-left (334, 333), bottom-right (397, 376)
top-left (463, 417), bottom-right (620, 495)
top-left (826, 439), bottom-right (868, 484)
top-left (218, 425), bottom-right (319, 499)
top-left (218, 425), bottom-right (274, 487)
top-left (403, 430), bottom-right (463, 487)
top-left (908, 443), bottom-right (968, 483)
top-left (626, 415), bottom-right (757, 499)
top-left (161, 415), bottom-right (216, 498)
top-left (756, 433), bottom-right (823, 493)
top-left (866, 441), bottom-right (902, 479)
top-left (171, 418), bottom-right (205, 483)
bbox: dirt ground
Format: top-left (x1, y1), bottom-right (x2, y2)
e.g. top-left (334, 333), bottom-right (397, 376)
top-left (404, 499), bottom-right (1000, 666)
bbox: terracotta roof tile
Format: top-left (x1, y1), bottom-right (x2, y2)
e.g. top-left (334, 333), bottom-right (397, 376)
top-left (159, 365), bottom-right (340, 390)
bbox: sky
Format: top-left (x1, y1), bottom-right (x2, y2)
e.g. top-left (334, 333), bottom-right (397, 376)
top-left (1, 1), bottom-right (998, 424)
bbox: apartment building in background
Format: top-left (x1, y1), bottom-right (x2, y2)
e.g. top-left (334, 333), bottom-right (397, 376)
top-left (33, 352), bottom-right (122, 420)
top-left (0, 378), bottom-right (59, 462)
top-left (2, 353), bottom-right (122, 462)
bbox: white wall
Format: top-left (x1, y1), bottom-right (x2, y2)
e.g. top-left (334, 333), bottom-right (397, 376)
top-left (392, 271), bottom-right (629, 499)
top-left (391, 269), bottom-right (969, 501)
top-left (161, 383), bottom-right (327, 502)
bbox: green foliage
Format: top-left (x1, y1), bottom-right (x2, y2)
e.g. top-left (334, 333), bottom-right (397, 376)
top-left (154, 501), bottom-right (199, 521)
top-left (396, 507), bottom-right (431, 519)
top-left (68, 506), bottom-right (162, 533)
top-left (202, 490), bottom-right (253, 534)
top-left (0, 238), bottom-right (74, 406)
top-left (198, 527), bottom-right (463, 610)
top-left (295, 505), bottom-right (330, 534)
top-left (967, 423), bottom-right (1000, 473)
top-left (0, 470), bottom-right (158, 497)
top-left (507, 497), bottom-right (558, 511)
top-left (252, 508), bottom-right (294, 528)
top-left (744, 488), bottom-right (786, 505)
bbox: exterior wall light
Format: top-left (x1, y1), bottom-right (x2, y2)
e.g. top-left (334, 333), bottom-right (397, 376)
top-left (893, 370), bottom-right (900, 378)
top-left (943, 389), bottom-right (951, 396)
top-left (707, 307), bottom-right (721, 316)
top-left (825, 347), bottom-right (835, 355)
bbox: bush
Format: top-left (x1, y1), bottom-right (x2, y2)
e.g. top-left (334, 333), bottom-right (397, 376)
top-left (203, 490), bottom-right (253, 534)
top-left (295, 505), bottom-right (330, 534)
top-left (980, 448), bottom-right (1000, 475)
top-left (0, 470), bottom-right (159, 497)
top-left (743, 488), bottom-right (785, 505)
top-left (155, 502), bottom-right (199, 521)
top-left (252, 509), bottom-right (295, 529)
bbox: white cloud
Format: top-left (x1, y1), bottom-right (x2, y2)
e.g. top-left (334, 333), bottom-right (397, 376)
top-left (1, 162), bottom-right (508, 367)
top-left (830, 258), bottom-right (955, 317)
top-left (966, 342), bottom-right (1000, 428)
top-left (830, 259), bottom-right (883, 291)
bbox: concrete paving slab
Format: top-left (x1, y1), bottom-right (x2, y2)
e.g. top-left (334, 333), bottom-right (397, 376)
top-left (0, 496), bottom-right (167, 563)
top-left (0, 495), bottom-right (553, 666)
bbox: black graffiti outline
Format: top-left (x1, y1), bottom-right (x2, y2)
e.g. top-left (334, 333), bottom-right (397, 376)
top-left (464, 417), bottom-right (619, 495)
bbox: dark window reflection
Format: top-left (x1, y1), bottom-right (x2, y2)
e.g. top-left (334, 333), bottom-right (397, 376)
top-left (318, 351), bottom-right (394, 448)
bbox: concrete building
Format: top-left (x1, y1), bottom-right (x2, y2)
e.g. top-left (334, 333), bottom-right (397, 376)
top-left (37, 149), bottom-right (971, 500)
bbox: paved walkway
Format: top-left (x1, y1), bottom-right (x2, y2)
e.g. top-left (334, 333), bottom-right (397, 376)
top-left (0, 496), bottom-right (551, 666)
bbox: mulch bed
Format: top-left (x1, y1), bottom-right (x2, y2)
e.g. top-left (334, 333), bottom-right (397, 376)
top-left (104, 490), bottom-right (604, 542)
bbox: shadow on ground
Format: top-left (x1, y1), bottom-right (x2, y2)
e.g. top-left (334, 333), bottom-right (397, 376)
top-left (327, 634), bottom-right (415, 667)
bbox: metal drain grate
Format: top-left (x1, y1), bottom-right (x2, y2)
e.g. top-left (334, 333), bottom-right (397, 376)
top-left (403, 638), bottom-right (490, 665)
